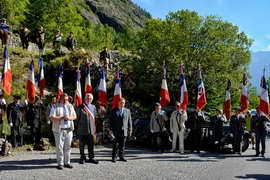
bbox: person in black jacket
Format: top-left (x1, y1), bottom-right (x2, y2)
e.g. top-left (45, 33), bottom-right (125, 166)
top-left (230, 107), bottom-right (246, 154)
top-left (7, 95), bottom-right (25, 148)
top-left (188, 110), bottom-right (203, 153)
top-left (108, 98), bottom-right (132, 163)
top-left (251, 107), bottom-right (269, 157)
top-left (66, 32), bottom-right (76, 51)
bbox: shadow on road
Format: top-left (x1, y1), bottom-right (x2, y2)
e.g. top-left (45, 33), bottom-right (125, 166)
top-left (246, 157), bottom-right (270, 162)
top-left (235, 174), bottom-right (270, 180)
top-left (0, 158), bottom-right (56, 171)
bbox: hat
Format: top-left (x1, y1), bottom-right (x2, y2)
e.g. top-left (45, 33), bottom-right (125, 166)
top-left (155, 102), bottom-right (161, 107)
top-left (13, 94), bottom-right (21, 100)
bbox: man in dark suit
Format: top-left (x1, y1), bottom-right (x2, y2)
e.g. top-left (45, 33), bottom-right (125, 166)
top-left (251, 107), bottom-right (269, 157)
top-left (230, 107), bottom-right (246, 154)
top-left (109, 98), bottom-right (132, 163)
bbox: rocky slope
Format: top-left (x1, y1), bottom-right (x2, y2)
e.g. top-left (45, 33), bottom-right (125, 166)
top-left (81, 0), bottom-right (151, 32)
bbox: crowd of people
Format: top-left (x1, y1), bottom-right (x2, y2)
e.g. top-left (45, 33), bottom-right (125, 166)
top-left (0, 18), bottom-right (269, 170)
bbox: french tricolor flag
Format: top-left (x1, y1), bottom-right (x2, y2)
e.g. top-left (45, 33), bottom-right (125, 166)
top-left (38, 57), bottom-right (45, 97)
top-left (196, 66), bottom-right (207, 110)
top-left (160, 64), bottom-right (170, 107)
top-left (75, 69), bottom-right (82, 107)
top-left (57, 65), bottom-right (64, 100)
top-left (85, 64), bottom-right (92, 94)
top-left (27, 60), bottom-right (36, 103)
top-left (112, 71), bottom-right (122, 109)
top-left (179, 65), bottom-right (188, 111)
top-left (240, 73), bottom-right (249, 112)
top-left (2, 47), bottom-right (12, 95)
top-left (259, 71), bottom-right (269, 116)
top-left (223, 80), bottom-right (231, 120)
top-left (98, 69), bottom-right (107, 106)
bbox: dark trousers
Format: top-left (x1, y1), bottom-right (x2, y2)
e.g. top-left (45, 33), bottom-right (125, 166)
top-left (30, 125), bottom-right (41, 146)
top-left (232, 132), bottom-right (242, 153)
top-left (9, 127), bottom-right (22, 148)
top-left (79, 134), bottom-right (94, 159)
top-left (112, 136), bottom-right (126, 160)
top-left (256, 133), bottom-right (266, 155)
top-left (190, 130), bottom-right (201, 152)
top-left (151, 132), bottom-right (166, 152)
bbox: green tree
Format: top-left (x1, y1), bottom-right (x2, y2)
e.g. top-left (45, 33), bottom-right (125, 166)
top-left (129, 10), bottom-right (252, 111)
top-left (0, 0), bottom-right (29, 29)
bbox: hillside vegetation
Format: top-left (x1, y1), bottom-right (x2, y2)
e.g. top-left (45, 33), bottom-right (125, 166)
top-left (0, 0), bottom-right (256, 111)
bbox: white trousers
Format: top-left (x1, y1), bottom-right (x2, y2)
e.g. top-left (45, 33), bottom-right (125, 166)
top-left (172, 129), bottom-right (185, 153)
top-left (53, 130), bottom-right (73, 166)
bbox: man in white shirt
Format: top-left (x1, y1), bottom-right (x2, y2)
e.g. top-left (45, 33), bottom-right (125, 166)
top-left (49, 93), bottom-right (76, 170)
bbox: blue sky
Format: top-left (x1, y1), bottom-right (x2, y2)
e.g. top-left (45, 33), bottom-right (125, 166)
top-left (132, 0), bottom-right (270, 52)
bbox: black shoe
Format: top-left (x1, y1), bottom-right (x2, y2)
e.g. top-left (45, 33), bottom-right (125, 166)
top-left (255, 153), bottom-right (260, 157)
top-left (79, 158), bottom-right (85, 164)
top-left (57, 165), bottom-right (63, 170)
top-left (88, 158), bottom-right (99, 164)
top-left (119, 157), bottom-right (127, 162)
top-left (261, 154), bottom-right (265, 158)
top-left (112, 159), bottom-right (116, 163)
top-left (64, 164), bottom-right (73, 168)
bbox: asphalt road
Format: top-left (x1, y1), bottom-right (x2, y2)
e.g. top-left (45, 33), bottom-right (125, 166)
top-left (0, 144), bottom-right (269, 180)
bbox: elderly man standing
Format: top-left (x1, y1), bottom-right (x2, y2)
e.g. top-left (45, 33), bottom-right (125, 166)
top-left (170, 102), bottom-right (187, 154)
top-left (76, 93), bottom-right (99, 164)
top-left (252, 107), bottom-right (269, 157)
top-left (150, 102), bottom-right (168, 153)
top-left (230, 107), bottom-right (246, 155)
top-left (109, 98), bottom-right (132, 163)
top-left (49, 93), bottom-right (76, 170)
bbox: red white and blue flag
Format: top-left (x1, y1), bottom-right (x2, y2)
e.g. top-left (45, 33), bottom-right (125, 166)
top-left (38, 57), bottom-right (45, 97)
top-left (259, 71), bottom-right (269, 116)
top-left (98, 69), bottom-right (107, 106)
top-left (240, 73), bottom-right (249, 112)
top-left (223, 80), bottom-right (231, 120)
top-left (160, 64), bottom-right (170, 107)
top-left (75, 69), bottom-right (82, 107)
top-left (26, 60), bottom-right (36, 103)
top-left (85, 63), bottom-right (92, 94)
top-left (112, 71), bottom-right (122, 109)
top-left (179, 65), bottom-right (188, 111)
top-left (2, 47), bottom-right (12, 95)
top-left (196, 67), bottom-right (207, 110)
top-left (57, 65), bottom-right (64, 100)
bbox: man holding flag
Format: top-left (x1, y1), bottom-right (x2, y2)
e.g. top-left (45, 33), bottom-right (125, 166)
top-left (251, 71), bottom-right (270, 157)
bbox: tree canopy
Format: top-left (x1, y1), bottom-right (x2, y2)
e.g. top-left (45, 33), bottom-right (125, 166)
top-left (126, 10), bottom-right (253, 111)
